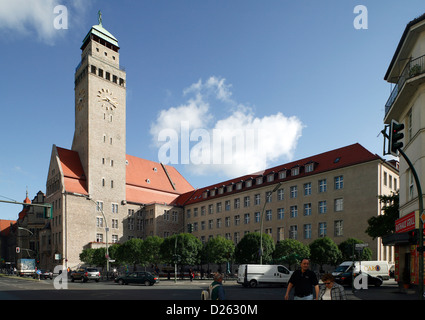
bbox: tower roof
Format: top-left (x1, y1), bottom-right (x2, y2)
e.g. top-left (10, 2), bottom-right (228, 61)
top-left (81, 11), bottom-right (119, 50)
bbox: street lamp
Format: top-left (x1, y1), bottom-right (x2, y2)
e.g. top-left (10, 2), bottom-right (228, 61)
top-left (259, 182), bottom-right (282, 265)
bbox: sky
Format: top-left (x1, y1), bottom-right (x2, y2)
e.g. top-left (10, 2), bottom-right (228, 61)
top-left (0, 0), bottom-right (424, 221)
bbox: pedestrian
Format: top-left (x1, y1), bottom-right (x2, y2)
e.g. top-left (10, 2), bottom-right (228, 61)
top-left (318, 273), bottom-right (346, 300)
top-left (189, 268), bottom-right (193, 282)
top-left (210, 273), bottom-right (226, 300)
top-left (285, 258), bottom-right (319, 300)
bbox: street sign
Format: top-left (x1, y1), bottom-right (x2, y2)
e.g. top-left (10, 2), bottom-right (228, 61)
top-left (421, 212), bottom-right (425, 224)
top-left (355, 243), bottom-right (368, 251)
top-left (15, 247), bottom-right (20, 253)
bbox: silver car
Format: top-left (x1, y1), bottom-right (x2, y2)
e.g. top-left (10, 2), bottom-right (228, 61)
top-left (71, 267), bottom-right (101, 282)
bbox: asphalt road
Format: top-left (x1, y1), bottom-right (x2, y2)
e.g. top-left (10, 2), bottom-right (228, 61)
top-left (0, 275), bottom-right (418, 301)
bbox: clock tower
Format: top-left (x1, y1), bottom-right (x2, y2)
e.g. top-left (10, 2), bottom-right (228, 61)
top-left (72, 12), bottom-right (126, 203)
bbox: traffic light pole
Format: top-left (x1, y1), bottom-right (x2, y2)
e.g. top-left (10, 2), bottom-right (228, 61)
top-left (397, 148), bottom-right (424, 300)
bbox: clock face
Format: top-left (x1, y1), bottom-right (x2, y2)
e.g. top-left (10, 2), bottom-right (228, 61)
top-left (97, 88), bottom-right (118, 110)
top-left (77, 89), bottom-right (86, 112)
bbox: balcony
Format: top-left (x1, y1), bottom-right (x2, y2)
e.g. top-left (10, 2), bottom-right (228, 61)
top-left (385, 54), bottom-right (425, 118)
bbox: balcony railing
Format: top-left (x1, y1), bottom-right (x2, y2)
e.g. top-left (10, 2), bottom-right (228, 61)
top-left (385, 54), bottom-right (425, 116)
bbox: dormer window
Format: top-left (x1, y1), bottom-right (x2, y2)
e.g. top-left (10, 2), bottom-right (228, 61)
top-left (227, 185), bottom-right (233, 192)
top-left (256, 177), bottom-right (263, 185)
top-left (305, 163), bottom-right (314, 173)
top-left (267, 174), bottom-right (275, 182)
top-left (246, 179), bottom-right (252, 188)
top-left (279, 170), bottom-right (287, 179)
top-left (291, 166), bottom-right (300, 176)
top-left (236, 182), bottom-right (242, 190)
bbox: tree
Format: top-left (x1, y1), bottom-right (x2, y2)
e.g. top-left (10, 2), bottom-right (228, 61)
top-left (141, 236), bottom-right (164, 266)
top-left (309, 237), bottom-right (342, 271)
top-left (366, 192), bottom-right (399, 239)
top-left (160, 233), bottom-right (202, 266)
top-left (234, 232), bottom-right (275, 264)
top-left (116, 238), bottom-right (144, 270)
top-left (338, 238), bottom-right (372, 262)
top-left (273, 239), bottom-right (310, 270)
top-left (79, 248), bottom-right (95, 266)
top-left (203, 235), bottom-right (235, 267)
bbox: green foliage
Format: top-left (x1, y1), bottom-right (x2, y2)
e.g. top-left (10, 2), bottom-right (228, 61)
top-left (203, 235), bottom-right (234, 265)
top-left (366, 192), bottom-right (399, 240)
top-left (338, 238), bottom-right (372, 261)
top-left (160, 233), bottom-right (202, 265)
top-left (234, 232), bottom-right (275, 264)
top-left (273, 239), bottom-right (310, 269)
top-left (309, 237), bottom-right (342, 268)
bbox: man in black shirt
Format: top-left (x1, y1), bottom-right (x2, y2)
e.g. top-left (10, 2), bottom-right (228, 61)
top-left (285, 258), bottom-right (319, 300)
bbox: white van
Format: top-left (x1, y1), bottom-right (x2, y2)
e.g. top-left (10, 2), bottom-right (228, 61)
top-left (237, 264), bottom-right (293, 287)
top-left (332, 261), bottom-right (390, 280)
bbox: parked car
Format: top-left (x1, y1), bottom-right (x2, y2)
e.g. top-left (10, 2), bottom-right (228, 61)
top-left (115, 272), bottom-right (159, 286)
top-left (70, 268), bottom-right (101, 282)
top-left (334, 271), bottom-right (383, 287)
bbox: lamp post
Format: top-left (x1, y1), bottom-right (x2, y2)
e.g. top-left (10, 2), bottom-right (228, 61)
top-left (259, 182), bottom-right (282, 265)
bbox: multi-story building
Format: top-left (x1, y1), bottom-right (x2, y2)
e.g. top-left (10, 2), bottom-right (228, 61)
top-left (38, 14), bottom-right (399, 270)
top-left (181, 143), bottom-right (398, 261)
top-left (44, 17), bottom-right (193, 270)
top-left (383, 13), bottom-right (425, 287)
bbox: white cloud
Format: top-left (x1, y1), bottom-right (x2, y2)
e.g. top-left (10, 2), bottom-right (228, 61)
top-left (0, 0), bottom-right (89, 44)
top-left (150, 76), bottom-right (304, 178)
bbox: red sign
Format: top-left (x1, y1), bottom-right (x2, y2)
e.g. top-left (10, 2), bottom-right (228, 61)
top-left (395, 211), bottom-right (416, 233)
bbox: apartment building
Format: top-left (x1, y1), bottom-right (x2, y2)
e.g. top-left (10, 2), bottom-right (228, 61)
top-left (182, 143), bottom-right (398, 261)
top-left (383, 13), bottom-right (425, 287)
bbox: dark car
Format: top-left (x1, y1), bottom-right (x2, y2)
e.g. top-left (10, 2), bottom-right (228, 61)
top-left (115, 271), bottom-right (159, 286)
top-left (70, 268), bottom-right (101, 282)
top-left (334, 271), bottom-right (383, 287)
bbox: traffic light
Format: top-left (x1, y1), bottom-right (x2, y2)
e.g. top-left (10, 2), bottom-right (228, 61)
top-left (408, 229), bottom-right (419, 245)
top-left (389, 119), bottom-right (404, 156)
top-left (187, 223), bottom-right (194, 233)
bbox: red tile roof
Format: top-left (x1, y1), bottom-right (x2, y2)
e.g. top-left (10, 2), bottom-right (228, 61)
top-left (0, 220), bottom-right (16, 237)
top-left (175, 143), bottom-right (382, 206)
top-left (56, 147), bottom-right (88, 195)
top-left (55, 147), bottom-right (194, 204)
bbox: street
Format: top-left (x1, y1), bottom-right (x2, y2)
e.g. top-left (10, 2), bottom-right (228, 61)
top-left (0, 275), bottom-right (418, 301)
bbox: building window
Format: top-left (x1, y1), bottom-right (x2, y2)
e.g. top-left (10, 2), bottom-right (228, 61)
top-left (96, 217), bottom-right (103, 227)
top-left (255, 212), bottom-right (260, 223)
top-left (279, 170), bottom-right (287, 179)
top-left (291, 167), bottom-right (299, 176)
top-left (266, 191), bottom-right (272, 203)
top-left (305, 163), bottom-right (314, 173)
top-left (318, 222), bottom-right (327, 237)
top-left (225, 201), bottom-right (231, 211)
top-left (290, 205), bottom-right (298, 218)
top-left (201, 206), bottom-right (206, 216)
top-left (217, 218), bottom-right (222, 228)
top-left (290, 186), bottom-right (298, 198)
top-left (319, 179), bottom-right (327, 193)
top-left (335, 176), bottom-right (344, 190)
top-left (208, 204), bottom-right (214, 214)
top-left (244, 213), bottom-right (250, 224)
top-left (334, 198), bottom-right (343, 212)
top-left (112, 219), bottom-right (118, 229)
top-left (234, 198), bottom-right (240, 209)
top-left (277, 188), bottom-right (284, 201)
top-left (96, 233), bottom-right (103, 242)
top-left (234, 215), bottom-right (240, 226)
top-left (254, 194), bottom-right (261, 205)
top-left (335, 220), bottom-right (344, 237)
top-left (304, 224), bottom-right (312, 239)
top-left (216, 202), bottom-right (222, 213)
top-left (225, 217), bottom-right (231, 227)
top-left (266, 209), bottom-right (272, 221)
top-left (112, 203), bottom-right (118, 213)
top-left (278, 208), bottom-right (284, 220)
top-left (319, 201), bottom-right (327, 214)
top-left (244, 196), bottom-right (250, 207)
top-left (289, 225), bottom-right (298, 239)
top-left (304, 183), bottom-right (312, 196)
top-left (96, 201), bottom-right (103, 212)
top-left (304, 203), bottom-right (312, 216)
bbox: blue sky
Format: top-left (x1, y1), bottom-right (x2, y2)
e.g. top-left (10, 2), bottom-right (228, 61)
top-left (0, 0), bottom-right (424, 220)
